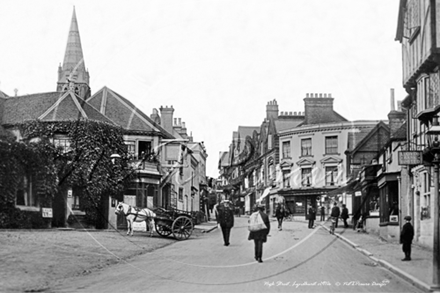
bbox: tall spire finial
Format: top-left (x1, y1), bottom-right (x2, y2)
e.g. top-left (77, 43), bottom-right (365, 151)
top-left (57, 7), bottom-right (90, 98)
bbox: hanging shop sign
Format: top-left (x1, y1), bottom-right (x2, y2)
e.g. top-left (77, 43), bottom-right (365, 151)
top-left (398, 151), bottom-right (423, 165)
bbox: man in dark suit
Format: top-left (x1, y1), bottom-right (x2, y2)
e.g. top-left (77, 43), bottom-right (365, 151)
top-left (330, 202), bottom-right (341, 228)
top-left (340, 204), bottom-right (349, 228)
top-left (400, 215), bottom-right (414, 261)
top-left (308, 205), bottom-right (316, 228)
top-left (215, 199), bottom-right (234, 246)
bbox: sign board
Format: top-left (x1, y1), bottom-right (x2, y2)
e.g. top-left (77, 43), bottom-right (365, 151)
top-left (42, 208), bottom-right (53, 218)
top-left (398, 151), bottom-right (423, 165)
top-left (355, 191), bottom-right (362, 197)
top-left (389, 215), bottom-right (399, 222)
top-left (67, 189), bottom-right (73, 198)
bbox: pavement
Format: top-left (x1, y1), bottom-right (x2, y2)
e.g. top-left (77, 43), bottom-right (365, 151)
top-left (194, 216), bottom-right (436, 293)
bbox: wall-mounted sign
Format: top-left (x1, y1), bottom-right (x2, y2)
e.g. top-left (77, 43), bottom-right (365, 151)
top-left (42, 208), bottom-right (53, 218)
top-left (398, 151), bottom-right (423, 165)
top-left (355, 191), bottom-right (362, 197)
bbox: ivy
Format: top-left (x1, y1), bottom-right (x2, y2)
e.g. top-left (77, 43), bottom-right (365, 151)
top-left (0, 120), bottom-right (134, 228)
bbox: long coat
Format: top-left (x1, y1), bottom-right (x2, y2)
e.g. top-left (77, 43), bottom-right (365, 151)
top-left (308, 207), bottom-right (316, 220)
top-left (340, 207), bottom-right (349, 220)
top-left (331, 206), bottom-right (341, 218)
top-left (215, 202), bottom-right (234, 228)
top-left (400, 222), bottom-right (414, 244)
top-left (248, 210), bottom-right (271, 242)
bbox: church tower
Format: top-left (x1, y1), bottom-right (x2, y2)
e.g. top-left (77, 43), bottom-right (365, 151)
top-left (57, 7), bottom-right (90, 99)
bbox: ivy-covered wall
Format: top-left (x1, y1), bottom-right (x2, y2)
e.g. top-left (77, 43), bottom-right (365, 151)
top-left (0, 119), bottom-right (133, 229)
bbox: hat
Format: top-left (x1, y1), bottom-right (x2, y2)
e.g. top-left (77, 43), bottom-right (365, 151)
top-left (404, 216), bottom-right (412, 221)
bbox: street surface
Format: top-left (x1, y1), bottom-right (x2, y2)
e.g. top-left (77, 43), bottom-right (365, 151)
top-left (54, 217), bottom-right (424, 293)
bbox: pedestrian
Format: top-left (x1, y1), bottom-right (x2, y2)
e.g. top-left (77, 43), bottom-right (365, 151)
top-left (275, 203), bottom-right (285, 230)
top-left (320, 204), bottom-right (325, 221)
top-left (400, 215), bottom-right (414, 261)
top-left (248, 203), bottom-right (270, 263)
top-left (340, 204), bottom-right (349, 228)
top-left (215, 199), bottom-right (234, 246)
top-left (308, 205), bottom-right (316, 228)
top-left (330, 202), bottom-right (341, 228)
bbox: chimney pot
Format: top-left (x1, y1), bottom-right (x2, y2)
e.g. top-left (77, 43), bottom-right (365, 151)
top-left (390, 88), bottom-right (395, 111)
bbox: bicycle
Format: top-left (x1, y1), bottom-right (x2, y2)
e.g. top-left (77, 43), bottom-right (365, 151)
top-left (329, 217), bottom-right (336, 234)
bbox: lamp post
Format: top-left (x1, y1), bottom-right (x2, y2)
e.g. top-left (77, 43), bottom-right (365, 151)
top-left (426, 118), bottom-right (440, 290)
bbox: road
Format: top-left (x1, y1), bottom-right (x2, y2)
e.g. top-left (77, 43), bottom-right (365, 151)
top-left (54, 217), bottom-right (424, 293)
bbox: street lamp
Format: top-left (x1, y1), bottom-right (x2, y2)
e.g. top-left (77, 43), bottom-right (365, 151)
top-left (426, 116), bottom-right (440, 290)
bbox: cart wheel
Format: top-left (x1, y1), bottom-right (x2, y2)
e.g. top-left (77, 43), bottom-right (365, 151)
top-left (171, 216), bottom-right (193, 240)
top-left (155, 222), bottom-right (172, 237)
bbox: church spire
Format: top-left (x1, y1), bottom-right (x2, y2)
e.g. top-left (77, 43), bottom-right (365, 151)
top-left (57, 7), bottom-right (90, 99)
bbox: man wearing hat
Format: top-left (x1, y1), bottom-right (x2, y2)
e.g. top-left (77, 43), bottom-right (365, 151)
top-left (215, 198), bottom-right (235, 246)
top-left (400, 215), bottom-right (414, 261)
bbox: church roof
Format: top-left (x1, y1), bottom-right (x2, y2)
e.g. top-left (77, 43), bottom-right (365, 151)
top-left (87, 86), bottom-right (174, 138)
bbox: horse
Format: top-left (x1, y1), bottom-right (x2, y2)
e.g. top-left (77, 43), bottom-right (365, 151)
top-left (115, 202), bottom-right (156, 237)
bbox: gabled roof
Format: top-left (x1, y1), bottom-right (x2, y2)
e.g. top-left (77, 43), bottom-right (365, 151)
top-left (86, 86), bottom-right (174, 138)
top-left (218, 151), bottom-right (230, 168)
top-left (274, 119), bottom-right (303, 133)
top-left (297, 110), bottom-right (347, 127)
top-left (348, 121), bottom-right (390, 154)
top-left (2, 91), bottom-right (114, 125)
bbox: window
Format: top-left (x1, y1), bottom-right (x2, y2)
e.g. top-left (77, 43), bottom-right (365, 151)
top-left (138, 141), bottom-right (152, 159)
top-left (283, 170), bottom-right (290, 188)
top-left (54, 138), bottom-right (71, 154)
top-left (301, 168), bottom-right (312, 187)
top-left (282, 141), bottom-right (291, 158)
top-left (405, 0), bottom-right (420, 41)
top-left (125, 141), bottom-right (136, 158)
top-left (301, 138), bottom-right (312, 156)
top-left (325, 136), bottom-right (338, 154)
top-left (179, 188), bottom-right (183, 201)
top-left (325, 166), bottom-right (338, 186)
top-left (15, 175), bottom-right (38, 207)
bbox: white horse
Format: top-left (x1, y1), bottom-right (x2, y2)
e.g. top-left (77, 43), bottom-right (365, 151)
top-left (115, 202), bottom-right (156, 236)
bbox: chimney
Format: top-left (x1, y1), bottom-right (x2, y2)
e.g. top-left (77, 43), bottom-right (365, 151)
top-left (390, 88), bottom-right (395, 111)
top-left (150, 108), bottom-right (160, 124)
top-left (266, 99), bottom-right (279, 120)
top-left (159, 105), bottom-right (174, 133)
top-left (304, 93), bottom-right (335, 125)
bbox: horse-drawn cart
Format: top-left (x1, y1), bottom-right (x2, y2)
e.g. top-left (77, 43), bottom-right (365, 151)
top-left (153, 207), bottom-right (194, 240)
top-left (115, 203), bottom-right (194, 240)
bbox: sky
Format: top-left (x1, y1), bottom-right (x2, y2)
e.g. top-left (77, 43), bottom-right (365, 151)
top-left (0, 0), bottom-right (405, 178)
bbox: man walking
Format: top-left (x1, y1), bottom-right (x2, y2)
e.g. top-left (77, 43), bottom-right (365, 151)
top-left (215, 198), bottom-right (234, 246)
top-left (400, 215), bottom-right (414, 261)
top-left (330, 202), bottom-right (341, 228)
top-left (320, 204), bottom-right (325, 221)
top-left (340, 204), bottom-right (349, 228)
top-left (308, 205), bottom-right (316, 229)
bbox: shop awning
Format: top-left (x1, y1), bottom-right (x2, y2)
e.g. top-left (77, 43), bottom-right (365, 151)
top-left (326, 180), bottom-right (360, 197)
